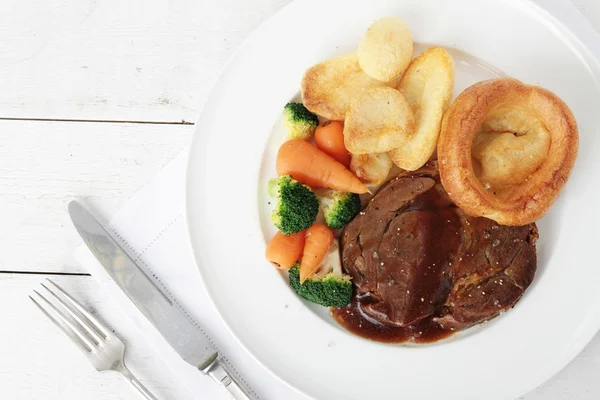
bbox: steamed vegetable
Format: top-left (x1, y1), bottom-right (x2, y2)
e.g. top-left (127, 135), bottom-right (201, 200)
top-left (265, 230), bottom-right (305, 270)
top-left (283, 103), bottom-right (319, 140)
top-left (289, 240), bottom-right (352, 307)
top-left (276, 139), bottom-right (369, 194)
top-left (269, 175), bottom-right (319, 235)
top-left (299, 223), bottom-right (335, 283)
top-left (320, 191), bottom-right (361, 230)
top-left (314, 121), bottom-right (351, 167)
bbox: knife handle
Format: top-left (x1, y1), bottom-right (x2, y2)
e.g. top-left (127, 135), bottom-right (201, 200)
top-left (205, 358), bottom-right (257, 400)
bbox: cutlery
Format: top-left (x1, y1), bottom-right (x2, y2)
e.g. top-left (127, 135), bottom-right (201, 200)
top-left (30, 279), bottom-right (157, 400)
top-left (68, 200), bottom-right (257, 400)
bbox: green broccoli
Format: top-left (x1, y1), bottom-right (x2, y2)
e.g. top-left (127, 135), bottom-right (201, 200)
top-left (320, 190), bottom-right (362, 230)
top-left (283, 102), bottom-right (319, 140)
top-left (270, 175), bottom-right (319, 235)
top-left (288, 241), bottom-right (352, 307)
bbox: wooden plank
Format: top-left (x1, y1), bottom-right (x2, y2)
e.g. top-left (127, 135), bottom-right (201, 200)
top-left (0, 0), bottom-right (290, 123)
top-left (0, 0), bottom-right (597, 123)
top-left (0, 120), bottom-right (191, 273)
top-left (0, 274), bottom-right (194, 400)
top-left (573, 0), bottom-right (600, 23)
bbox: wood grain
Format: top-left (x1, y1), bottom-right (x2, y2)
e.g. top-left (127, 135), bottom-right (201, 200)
top-left (572, 0), bottom-right (600, 22)
top-left (2, 274), bottom-right (195, 400)
top-left (0, 0), bottom-right (290, 123)
top-left (0, 120), bottom-right (191, 273)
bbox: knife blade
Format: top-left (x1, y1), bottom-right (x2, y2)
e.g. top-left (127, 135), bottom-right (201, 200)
top-left (68, 200), bottom-right (257, 400)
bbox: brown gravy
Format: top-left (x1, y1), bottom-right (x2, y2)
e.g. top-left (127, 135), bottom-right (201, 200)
top-left (336, 165), bottom-right (538, 343)
top-left (331, 297), bottom-right (454, 344)
top-left (334, 171), bottom-right (458, 343)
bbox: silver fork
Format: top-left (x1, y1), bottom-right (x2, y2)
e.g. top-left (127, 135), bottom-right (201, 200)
top-left (29, 279), bottom-right (158, 400)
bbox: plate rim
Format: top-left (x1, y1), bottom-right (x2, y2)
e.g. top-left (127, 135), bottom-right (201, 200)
top-left (184, 1), bottom-right (600, 399)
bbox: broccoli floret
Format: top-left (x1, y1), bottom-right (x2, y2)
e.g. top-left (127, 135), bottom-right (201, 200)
top-left (283, 103), bottom-right (319, 140)
top-left (288, 240), bottom-right (352, 307)
top-left (289, 265), bottom-right (352, 307)
top-left (270, 175), bottom-right (319, 235)
top-left (320, 191), bottom-right (362, 229)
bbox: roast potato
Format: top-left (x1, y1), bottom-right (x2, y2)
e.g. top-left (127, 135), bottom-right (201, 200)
top-left (344, 86), bottom-right (415, 154)
top-left (389, 47), bottom-right (454, 171)
top-left (358, 16), bottom-right (413, 82)
top-left (350, 152), bottom-right (393, 186)
top-left (301, 52), bottom-right (392, 120)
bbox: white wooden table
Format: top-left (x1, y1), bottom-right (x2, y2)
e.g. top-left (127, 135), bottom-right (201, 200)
top-left (1, 1), bottom-right (599, 399)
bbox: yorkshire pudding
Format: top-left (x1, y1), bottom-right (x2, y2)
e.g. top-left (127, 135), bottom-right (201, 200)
top-left (438, 78), bottom-right (578, 226)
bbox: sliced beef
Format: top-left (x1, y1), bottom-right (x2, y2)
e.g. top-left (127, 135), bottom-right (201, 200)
top-left (435, 211), bottom-right (538, 330)
top-left (341, 164), bottom-right (538, 332)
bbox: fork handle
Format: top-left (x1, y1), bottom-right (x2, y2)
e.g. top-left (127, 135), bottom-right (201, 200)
top-left (118, 365), bottom-right (158, 400)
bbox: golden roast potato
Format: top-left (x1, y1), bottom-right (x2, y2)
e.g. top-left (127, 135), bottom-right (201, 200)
top-left (389, 47), bottom-right (454, 171)
top-left (350, 152), bottom-right (393, 186)
top-left (344, 86), bottom-right (415, 154)
top-left (301, 52), bottom-right (394, 120)
top-left (358, 16), bottom-right (414, 82)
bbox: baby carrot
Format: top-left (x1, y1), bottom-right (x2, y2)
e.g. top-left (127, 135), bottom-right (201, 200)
top-left (300, 224), bottom-right (334, 283)
top-left (265, 230), bottom-right (305, 270)
top-left (314, 121), bottom-right (351, 168)
top-left (276, 139), bottom-right (369, 194)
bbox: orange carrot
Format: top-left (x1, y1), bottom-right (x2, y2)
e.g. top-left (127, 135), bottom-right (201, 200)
top-left (314, 121), bottom-right (351, 168)
top-left (265, 231), bottom-right (305, 270)
top-left (276, 139), bottom-right (368, 194)
top-left (300, 224), bottom-right (334, 283)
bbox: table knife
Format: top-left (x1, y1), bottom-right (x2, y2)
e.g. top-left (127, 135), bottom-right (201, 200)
top-left (68, 200), bottom-right (257, 400)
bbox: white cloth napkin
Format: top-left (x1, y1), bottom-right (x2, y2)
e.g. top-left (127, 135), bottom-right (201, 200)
top-left (75, 151), bottom-right (305, 400)
top-left (74, 2), bottom-right (600, 400)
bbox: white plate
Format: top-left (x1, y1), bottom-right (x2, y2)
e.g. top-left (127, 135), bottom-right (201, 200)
top-left (186, 1), bottom-right (600, 399)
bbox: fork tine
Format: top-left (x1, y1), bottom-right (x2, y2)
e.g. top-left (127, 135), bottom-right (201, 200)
top-left (42, 280), bottom-right (106, 342)
top-left (30, 290), bottom-right (95, 353)
top-left (30, 294), bottom-right (94, 353)
top-left (45, 279), bottom-right (109, 339)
